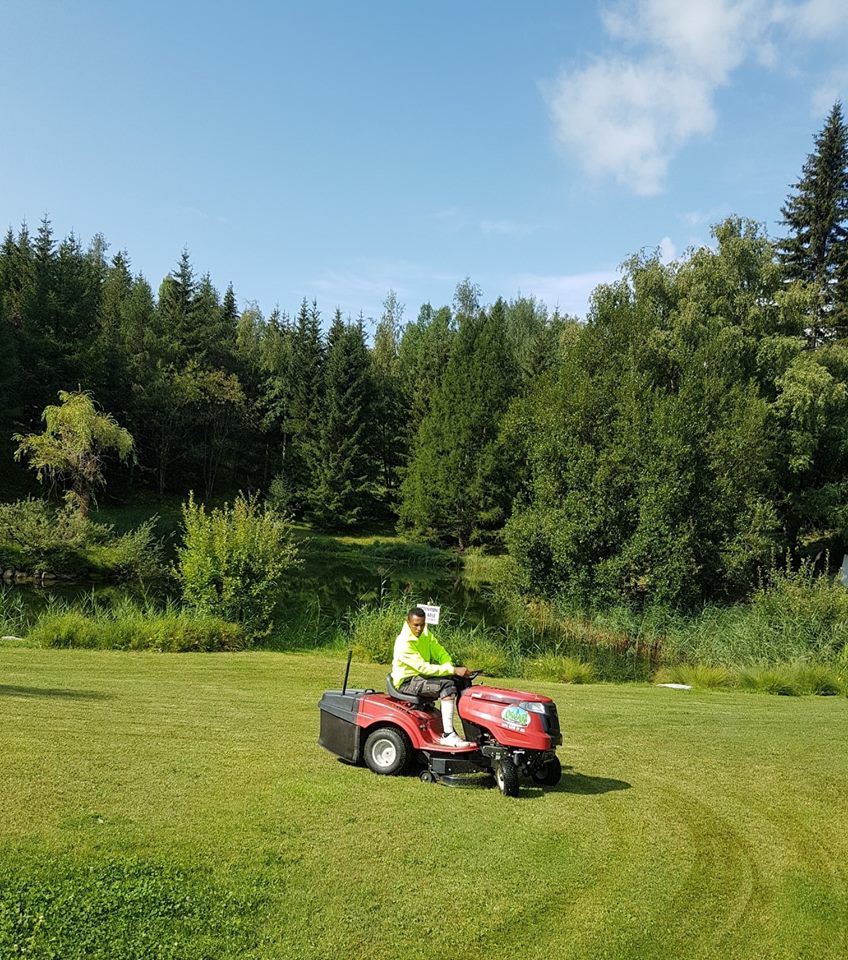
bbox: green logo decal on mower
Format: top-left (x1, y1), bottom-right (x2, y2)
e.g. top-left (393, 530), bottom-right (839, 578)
top-left (501, 706), bottom-right (530, 728)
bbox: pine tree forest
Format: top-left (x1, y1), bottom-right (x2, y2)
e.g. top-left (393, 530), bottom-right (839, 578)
top-left (2, 104), bottom-right (847, 609)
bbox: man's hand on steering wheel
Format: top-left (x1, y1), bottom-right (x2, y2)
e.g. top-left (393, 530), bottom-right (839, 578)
top-left (454, 665), bottom-right (472, 678)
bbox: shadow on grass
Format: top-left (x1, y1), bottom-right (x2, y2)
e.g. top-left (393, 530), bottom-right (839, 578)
top-left (0, 685), bottom-right (110, 700)
top-left (555, 767), bottom-right (631, 795)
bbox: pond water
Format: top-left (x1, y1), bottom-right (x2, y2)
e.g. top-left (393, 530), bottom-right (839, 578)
top-left (6, 553), bottom-right (500, 631)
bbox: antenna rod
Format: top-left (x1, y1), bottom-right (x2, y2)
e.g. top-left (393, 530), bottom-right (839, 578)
top-left (342, 649), bottom-right (352, 695)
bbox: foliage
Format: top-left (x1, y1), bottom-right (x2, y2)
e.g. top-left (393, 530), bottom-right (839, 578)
top-left (505, 218), bottom-right (846, 608)
top-left (310, 313), bottom-right (374, 527)
top-left (174, 360), bottom-right (247, 499)
top-left (400, 296), bottom-right (518, 547)
top-left (0, 588), bottom-right (25, 638)
top-left (14, 390), bottom-right (134, 516)
top-left (653, 664), bottom-right (733, 689)
top-left (369, 289), bottom-right (408, 497)
top-left (280, 299), bottom-right (325, 514)
top-left (778, 100), bottom-right (848, 341)
top-left (174, 492), bottom-right (299, 639)
top-left (523, 654), bottom-right (596, 684)
top-left (450, 637), bottom-right (513, 677)
top-left (662, 561), bottom-right (848, 666)
top-left (345, 601), bottom-right (405, 664)
top-left (26, 596), bottom-right (245, 652)
top-left (0, 497), bottom-right (161, 579)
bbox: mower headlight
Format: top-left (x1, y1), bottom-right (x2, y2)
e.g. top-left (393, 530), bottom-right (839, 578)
top-left (519, 701), bottom-right (546, 714)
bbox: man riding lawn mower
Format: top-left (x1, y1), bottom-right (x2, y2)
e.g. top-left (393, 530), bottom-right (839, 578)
top-left (319, 608), bottom-right (563, 797)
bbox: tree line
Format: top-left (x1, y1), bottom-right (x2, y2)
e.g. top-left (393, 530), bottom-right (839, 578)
top-left (1, 102), bottom-right (847, 607)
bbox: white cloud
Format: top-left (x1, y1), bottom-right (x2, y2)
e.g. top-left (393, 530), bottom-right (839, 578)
top-left (601, 0), bottom-right (768, 80)
top-left (658, 236), bottom-right (677, 263)
top-left (545, 0), bottom-right (791, 194)
top-left (811, 67), bottom-right (848, 115)
top-left (512, 269), bottom-right (619, 318)
top-left (683, 204), bottom-right (732, 226)
top-left (792, 0), bottom-right (848, 39)
top-left (545, 56), bottom-right (716, 195)
top-left (307, 259), bottom-right (456, 320)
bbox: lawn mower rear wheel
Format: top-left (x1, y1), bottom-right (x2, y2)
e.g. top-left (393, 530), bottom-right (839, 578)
top-left (363, 727), bottom-right (409, 775)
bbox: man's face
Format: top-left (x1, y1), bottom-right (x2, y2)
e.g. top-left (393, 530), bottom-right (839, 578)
top-left (408, 614), bottom-right (426, 638)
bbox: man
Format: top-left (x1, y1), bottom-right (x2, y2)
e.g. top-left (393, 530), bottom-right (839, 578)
top-left (391, 606), bottom-right (473, 748)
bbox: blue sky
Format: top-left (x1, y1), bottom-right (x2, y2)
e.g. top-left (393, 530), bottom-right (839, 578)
top-left (2, 0), bottom-right (846, 325)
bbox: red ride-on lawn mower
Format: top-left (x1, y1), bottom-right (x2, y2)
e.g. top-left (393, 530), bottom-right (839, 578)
top-left (319, 652), bottom-right (563, 797)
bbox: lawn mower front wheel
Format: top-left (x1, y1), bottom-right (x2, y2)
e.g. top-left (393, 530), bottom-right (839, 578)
top-left (532, 756), bottom-right (562, 787)
top-left (363, 727), bottom-right (410, 776)
top-left (495, 757), bottom-right (519, 797)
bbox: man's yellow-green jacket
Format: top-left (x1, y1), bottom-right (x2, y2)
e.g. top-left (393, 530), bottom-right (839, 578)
top-left (390, 621), bottom-right (455, 688)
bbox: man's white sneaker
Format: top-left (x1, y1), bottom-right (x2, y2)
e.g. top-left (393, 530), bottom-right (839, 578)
top-left (439, 732), bottom-right (473, 748)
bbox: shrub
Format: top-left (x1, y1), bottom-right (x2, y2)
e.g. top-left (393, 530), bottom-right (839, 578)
top-left (0, 588), bottom-right (26, 638)
top-left (174, 493), bottom-right (299, 640)
top-left (524, 655), bottom-right (596, 684)
top-left (27, 598), bottom-right (246, 652)
top-left (735, 662), bottom-right (845, 697)
top-left (736, 666), bottom-right (803, 696)
top-left (0, 498), bottom-right (161, 580)
top-left (450, 637), bottom-right (512, 677)
top-left (654, 664), bottom-right (732, 688)
top-left (83, 519), bottom-right (162, 580)
top-left (346, 602), bottom-right (405, 663)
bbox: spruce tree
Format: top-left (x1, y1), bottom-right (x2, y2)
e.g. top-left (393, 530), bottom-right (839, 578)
top-left (96, 251), bottom-right (134, 417)
top-left (398, 303), bottom-right (455, 442)
top-left (370, 290), bottom-right (407, 497)
top-left (400, 298), bottom-right (517, 547)
top-left (311, 314), bottom-right (373, 527)
top-left (158, 249), bottom-right (199, 362)
top-left (779, 101), bottom-right (848, 343)
top-left (283, 298), bottom-right (324, 513)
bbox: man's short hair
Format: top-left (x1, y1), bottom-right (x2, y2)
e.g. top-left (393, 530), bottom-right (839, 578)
top-left (407, 606), bottom-right (426, 620)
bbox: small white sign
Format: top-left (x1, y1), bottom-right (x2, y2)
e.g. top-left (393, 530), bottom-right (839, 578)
top-left (418, 603), bottom-right (441, 625)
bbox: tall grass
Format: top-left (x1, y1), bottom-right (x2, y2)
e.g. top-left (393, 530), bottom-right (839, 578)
top-left (0, 588), bottom-right (26, 638)
top-left (662, 564), bottom-right (848, 666)
top-left (25, 595), bottom-right (246, 652)
top-left (332, 598), bottom-right (600, 684)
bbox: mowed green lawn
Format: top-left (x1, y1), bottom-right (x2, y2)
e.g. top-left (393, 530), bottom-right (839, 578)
top-left (1, 649), bottom-right (847, 960)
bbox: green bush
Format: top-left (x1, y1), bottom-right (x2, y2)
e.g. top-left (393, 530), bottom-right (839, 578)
top-left (0, 498), bottom-right (161, 580)
top-left (654, 664), bottom-right (733, 689)
top-left (346, 602), bottom-right (405, 663)
top-left (524, 654), bottom-right (596, 684)
top-left (735, 662), bottom-right (845, 697)
top-left (450, 636), bottom-right (513, 677)
top-left (26, 598), bottom-right (245, 652)
top-left (0, 588), bottom-right (26, 638)
top-left (660, 565), bottom-right (848, 667)
top-left (736, 666), bottom-right (803, 696)
top-left (174, 493), bottom-right (299, 640)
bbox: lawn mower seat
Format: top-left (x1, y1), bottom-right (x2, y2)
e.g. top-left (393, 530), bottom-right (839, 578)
top-left (385, 674), bottom-right (427, 706)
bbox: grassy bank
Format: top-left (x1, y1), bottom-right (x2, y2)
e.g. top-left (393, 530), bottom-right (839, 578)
top-left (10, 590), bottom-right (848, 697)
top-left (1, 649), bottom-right (847, 960)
